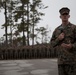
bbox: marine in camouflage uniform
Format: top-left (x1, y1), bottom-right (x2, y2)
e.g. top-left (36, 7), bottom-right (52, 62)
top-left (50, 7), bottom-right (76, 75)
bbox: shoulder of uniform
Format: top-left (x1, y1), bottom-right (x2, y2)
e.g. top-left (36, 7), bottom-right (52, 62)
top-left (69, 23), bottom-right (76, 30)
top-left (70, 23), bottom-right (75, 26)
top-left (52, 25), bottom-right (62, 34)
top-left (70, 23), bottom-right (76, 27)
top-left (55, 25), bottom-right (62, 30)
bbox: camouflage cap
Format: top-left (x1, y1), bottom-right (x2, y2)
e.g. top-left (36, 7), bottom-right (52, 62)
top-left (59, 7), bottom-right (70, 15)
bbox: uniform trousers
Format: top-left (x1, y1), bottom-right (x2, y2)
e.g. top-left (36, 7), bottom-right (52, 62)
top-left (58, 64), bottom-right (76, 75)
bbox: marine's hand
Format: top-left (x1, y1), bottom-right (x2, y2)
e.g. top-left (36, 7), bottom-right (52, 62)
top-left (61, 43), bottom-right (73, 49)
top-left (58, 33), bottom-right (65, 40)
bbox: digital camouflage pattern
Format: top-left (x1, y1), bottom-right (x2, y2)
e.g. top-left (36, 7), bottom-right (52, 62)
top-left (50, 22), bottom-right (76, 75)
top-left (58, 64), bottom-right (76, 75)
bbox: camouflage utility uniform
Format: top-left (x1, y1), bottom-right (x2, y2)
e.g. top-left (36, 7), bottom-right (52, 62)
top-left (50, 23), bottom-right (76, 75)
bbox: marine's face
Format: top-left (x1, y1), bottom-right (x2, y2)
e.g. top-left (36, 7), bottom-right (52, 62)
top-left (60, 13), bottom-right (70, 22)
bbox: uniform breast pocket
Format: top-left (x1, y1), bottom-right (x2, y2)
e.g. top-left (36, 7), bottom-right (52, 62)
top-left (65, 30), bottom-right (74, 42)
top-left (65, 28), bottom-right (73, 36)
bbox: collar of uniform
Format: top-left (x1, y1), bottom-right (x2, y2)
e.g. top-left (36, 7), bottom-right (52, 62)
top-left (61, 22), bottom-right (72, 28)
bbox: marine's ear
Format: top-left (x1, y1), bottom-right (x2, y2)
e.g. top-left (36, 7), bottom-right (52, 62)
top-left (60, 15), bottom-right (61, 19)
top-left (68, 15), bottom-right (70, 18)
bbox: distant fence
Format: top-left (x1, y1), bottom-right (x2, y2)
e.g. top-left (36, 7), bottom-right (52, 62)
top-left (0, 44), bottom-right (58, 60)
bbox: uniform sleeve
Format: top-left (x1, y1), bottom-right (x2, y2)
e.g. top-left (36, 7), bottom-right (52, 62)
top-left (72, 26), bottom-right (76, 49)
top-left (50, 29), bottom-right (60, 47)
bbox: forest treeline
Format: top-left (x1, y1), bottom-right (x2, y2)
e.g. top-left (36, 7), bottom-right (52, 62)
top-left (0, 0), bottom-right (51, 47)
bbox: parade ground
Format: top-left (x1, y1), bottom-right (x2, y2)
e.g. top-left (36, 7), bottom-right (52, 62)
top-left (0, 59), bottom-right (58, 75)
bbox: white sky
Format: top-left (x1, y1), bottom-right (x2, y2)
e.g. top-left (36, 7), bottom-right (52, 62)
top-left (0, 0), bottom-right (76, 38)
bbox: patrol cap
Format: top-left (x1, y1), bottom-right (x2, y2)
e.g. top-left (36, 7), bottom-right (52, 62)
top-left (59, 7), bottom-right (70, 15)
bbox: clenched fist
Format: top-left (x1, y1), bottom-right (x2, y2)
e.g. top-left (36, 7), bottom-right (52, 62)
top-left (58, 33), bottom-right (65, 40)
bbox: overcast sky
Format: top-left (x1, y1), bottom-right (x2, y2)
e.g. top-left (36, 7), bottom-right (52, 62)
top-left (0, 0), bottom-right (76, 38)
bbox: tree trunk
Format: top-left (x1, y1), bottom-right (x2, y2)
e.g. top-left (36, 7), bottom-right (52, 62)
top-left (5, 2), bottom-right (8, 46)
top-left (22, 4), bottom-right (26, 46)
top-left (32, 0), bottom-right (35, 45)
top-left (27, 2), bottom-right (29, 45)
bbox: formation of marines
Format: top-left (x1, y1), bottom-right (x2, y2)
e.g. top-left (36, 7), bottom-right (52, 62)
top-left (0, 44), bottom-right (57, 60)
